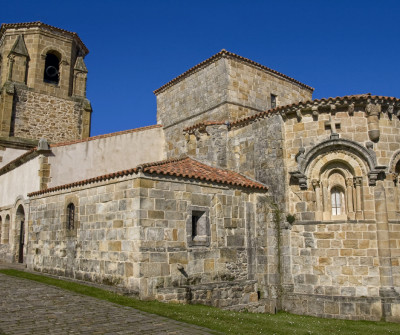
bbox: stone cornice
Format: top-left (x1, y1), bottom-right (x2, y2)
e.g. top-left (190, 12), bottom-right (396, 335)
top-left (230, 94), bottom-right (400, 128)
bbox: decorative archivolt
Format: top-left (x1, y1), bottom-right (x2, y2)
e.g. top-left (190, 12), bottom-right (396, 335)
top-left (389, 149), bottom-right (400, 174)
top-left (307, 151), bottom-right (365, 181)
top-left (290, 137), bottom-right (386, 189)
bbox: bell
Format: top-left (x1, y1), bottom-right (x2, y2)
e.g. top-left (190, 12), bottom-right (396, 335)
top-left (45, 65), bottom-right (58, 78)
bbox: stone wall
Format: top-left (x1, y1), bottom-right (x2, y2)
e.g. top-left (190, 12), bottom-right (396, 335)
top-left (156, 280), bottom-right (259, 310)
top-left (157, 52), bottom-right (312, 159)
top-left (12, 87), bottom-right (84, 142)
top-left (28, 173), bottom-right (271, 301)
top-left (184, 114), bottom-right (287, 205)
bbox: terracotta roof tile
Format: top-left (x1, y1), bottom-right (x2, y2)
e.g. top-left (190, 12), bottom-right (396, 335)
top-left (51, 124), bottom-right (162, 148)
top-left (28, 156), bottom-right (267, 197)
top-left (154, 49), bottom-right (314, 95)
top-left (140, 157), bottom-right (267, 190)
top-left (0, 21), bottom-right (88, 55)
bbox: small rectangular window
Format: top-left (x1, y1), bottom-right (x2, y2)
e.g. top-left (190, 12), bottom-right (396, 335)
top-left (192, 211), bottom-right (206, 240)
top-left (271, 94), bottom-right (277, 109)
top-left (187, 207), bottom-right (210, 247)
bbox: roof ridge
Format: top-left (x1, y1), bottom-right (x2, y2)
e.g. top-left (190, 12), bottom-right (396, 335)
top-left (51, 124), bottom-right (163, 148)
top-left (153, 49), bottom-right (314, 95)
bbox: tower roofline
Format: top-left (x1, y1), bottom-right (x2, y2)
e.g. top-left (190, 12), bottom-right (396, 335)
top-left (0, 21), bottom-right (89, 55)
top-left (154, 49), bottom-right (314, 95)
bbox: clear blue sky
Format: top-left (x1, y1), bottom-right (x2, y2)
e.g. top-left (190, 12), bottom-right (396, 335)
top-left (3, 0), bottom-right (399, 136)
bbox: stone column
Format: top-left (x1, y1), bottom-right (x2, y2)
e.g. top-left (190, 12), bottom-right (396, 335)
top-left (354, 177), bottom-right (363, 219)
top-left (312, 179), bottom-right (322, 220)
top-left (346, 178), bottom-right (355, 219)
top-left (374, 181), bottom-right (394, 305)
top-left (322, 180), bottom-right (330, 220)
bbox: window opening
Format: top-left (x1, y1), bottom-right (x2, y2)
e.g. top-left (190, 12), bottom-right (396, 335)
top-left (192, 211), bottom-right (205, 239)
top-left (271, 94), bottom-right (277, 109)
top-left (331, 187), bottom-right (342, 216)
top-left (43, 53), bottom-right (60, 84)
top-left (67, 203), bottom-right (75, 230)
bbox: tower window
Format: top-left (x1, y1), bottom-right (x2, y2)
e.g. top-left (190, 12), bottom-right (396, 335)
top-left (43, 53), bottom-right (60, 84)
top-left (271, 94), bottom-right (277, 109)
top-left (67, 203), bottom-right (75, 230)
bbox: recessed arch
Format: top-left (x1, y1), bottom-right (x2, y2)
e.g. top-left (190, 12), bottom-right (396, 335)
top-left (389, 149), bottom-right (400, 175)
top-left (299, 137), bottom-right (376, 175)
top-left (15, 204), bottom-right (25, 263)
top-left (308, 152), bottom-right (366, 182)
top-left (308, 152), bottom-right (366, 221)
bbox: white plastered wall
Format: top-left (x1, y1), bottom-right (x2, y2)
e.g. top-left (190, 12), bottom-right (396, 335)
top-left (0, 156), bottom-right (40, 207)
top-left (0, 148), bottom-right (29, 168)
top-left (48, 127), bottom-right (165, 187)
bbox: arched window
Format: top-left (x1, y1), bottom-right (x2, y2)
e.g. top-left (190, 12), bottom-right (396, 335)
top-left (331, 187), bottom-right (344, 216)
top-left (67, 203), bottom-right (75, 230)
top-left (43, 52), bottom-right (60, 84)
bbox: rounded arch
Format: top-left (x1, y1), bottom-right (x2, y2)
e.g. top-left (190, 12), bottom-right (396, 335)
top-left (40, 47), bottom-right (65, 63)
top-left (15, 204), bottom-right (25, 263)
top-left (388, 149), bottom-right (400, 174)
top-left (300, 138), bottom-right (376, 175)
top-left (308, 152), bottom-right (366, 221)
top-left (16, 204), bottom-right (25, 221)
top-left (308, 151), bottom-right (367, 181)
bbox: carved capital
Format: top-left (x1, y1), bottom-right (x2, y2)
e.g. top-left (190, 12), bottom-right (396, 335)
top-left (311, 179), bottom-right (320, 189)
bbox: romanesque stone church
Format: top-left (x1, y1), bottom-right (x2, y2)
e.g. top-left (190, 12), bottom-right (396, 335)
top-left (0, 22), bottom-right (399, 322)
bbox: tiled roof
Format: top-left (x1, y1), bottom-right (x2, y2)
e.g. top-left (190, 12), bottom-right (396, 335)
top-left (154, 49), bottom-right (314, 95)
top-left (28, 156), bottom-right (267, 197)
top-left (51, 124), bottom-right (162, 148)
top-left (139, 157), bottom-right (267, 190)
top-left (230, 93), bottom-right (400, 128)
top-left (0, 21), bottom-right (88, 55)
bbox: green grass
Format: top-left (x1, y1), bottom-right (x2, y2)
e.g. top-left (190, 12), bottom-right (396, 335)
top-left (0, 269), bottom-right (399, 335)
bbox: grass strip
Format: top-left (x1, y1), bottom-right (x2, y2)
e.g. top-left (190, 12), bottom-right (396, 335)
top-left (0, 269), bottom-right (399, 335)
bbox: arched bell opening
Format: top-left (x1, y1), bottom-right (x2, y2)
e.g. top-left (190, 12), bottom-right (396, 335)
top-left (43, 52), bottom-right (60, 85)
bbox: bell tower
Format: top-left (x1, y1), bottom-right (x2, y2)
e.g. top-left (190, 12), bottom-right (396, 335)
top-left (0, 22), bottom-right (92, 146)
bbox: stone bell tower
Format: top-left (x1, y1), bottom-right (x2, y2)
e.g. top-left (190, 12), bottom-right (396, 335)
top-left (0, 22), bottom-right (92, 146)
